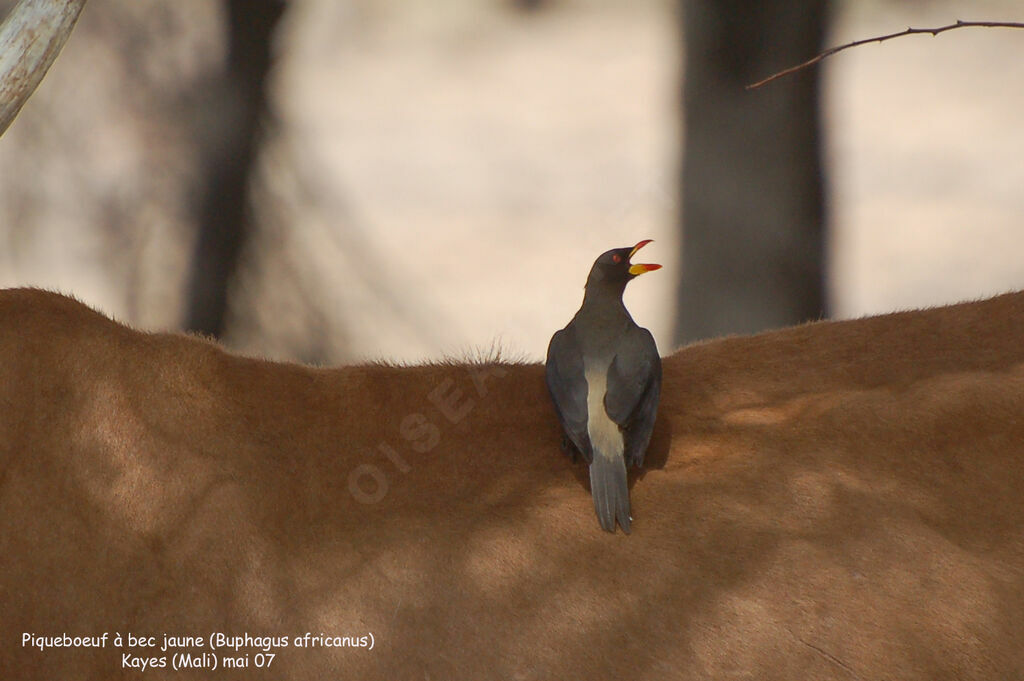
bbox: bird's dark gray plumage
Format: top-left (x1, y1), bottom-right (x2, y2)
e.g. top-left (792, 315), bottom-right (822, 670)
top-left (545, 240), bottom-right (662, 533)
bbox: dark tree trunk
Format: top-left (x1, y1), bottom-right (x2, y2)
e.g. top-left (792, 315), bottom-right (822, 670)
top-left (510, 0), bottom-right (548, 11)
top-left (675, 0), bottom-right (830, 344)
top-left (185, 0), bottom-right (286, 338)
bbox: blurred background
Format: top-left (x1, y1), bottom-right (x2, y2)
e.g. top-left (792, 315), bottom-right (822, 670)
top-left (1, 0), bottom-right (1022, 364)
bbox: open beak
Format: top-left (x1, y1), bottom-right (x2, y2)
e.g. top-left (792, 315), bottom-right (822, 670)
top-left (627, 239), bottom-right (662, 276)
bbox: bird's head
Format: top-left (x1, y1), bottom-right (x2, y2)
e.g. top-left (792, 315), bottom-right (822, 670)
top-left (585, 239), bottom-right (662, 291)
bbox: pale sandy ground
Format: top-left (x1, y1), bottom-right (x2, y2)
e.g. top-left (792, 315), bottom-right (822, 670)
top-left (2, 0), bottom-right (1023, 363)
top-left (827, 0), bottom-right (1024, 320)
top-left (268, 0), bottom-right (680, 362)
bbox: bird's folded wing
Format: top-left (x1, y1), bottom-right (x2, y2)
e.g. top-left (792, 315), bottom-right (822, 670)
top-left (545, 326), bottom-right (593, 461)
top-left (605, 327), bottom-right (661, 466)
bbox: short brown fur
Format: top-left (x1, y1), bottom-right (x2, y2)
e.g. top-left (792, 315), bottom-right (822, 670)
top-left (2, 288), bottom-right (1024, 679)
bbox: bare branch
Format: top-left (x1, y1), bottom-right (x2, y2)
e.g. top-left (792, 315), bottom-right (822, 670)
top-left (747, 20), bottom-right (1024, 90)
top-left (0, 0), bottom-right (87, 136)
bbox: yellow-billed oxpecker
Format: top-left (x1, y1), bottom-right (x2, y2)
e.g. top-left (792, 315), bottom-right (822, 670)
top-left (545, 240), bottom-right (662, 533)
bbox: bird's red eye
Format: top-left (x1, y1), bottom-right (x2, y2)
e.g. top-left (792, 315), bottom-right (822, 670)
top-left (612, 254), bottom-right (622, 263)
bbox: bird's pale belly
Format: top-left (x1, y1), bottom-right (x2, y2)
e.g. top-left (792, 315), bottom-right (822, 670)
top-left (584, 363), bottom-right (624, 462)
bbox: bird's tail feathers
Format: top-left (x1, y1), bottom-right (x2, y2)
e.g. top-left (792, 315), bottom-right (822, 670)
top-left (589, 454), bottom-right (631, 534)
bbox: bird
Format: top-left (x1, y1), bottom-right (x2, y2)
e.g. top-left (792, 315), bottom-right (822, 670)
top-left (545, 240), bottom-right (662, 533)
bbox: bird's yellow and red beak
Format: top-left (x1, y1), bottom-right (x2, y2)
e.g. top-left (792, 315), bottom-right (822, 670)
top-left (627, 239), bottom-right (662, 276)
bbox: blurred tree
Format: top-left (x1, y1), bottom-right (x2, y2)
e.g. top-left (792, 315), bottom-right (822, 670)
top-left (185, 0), bottom-right (286, 338)
top-left (675, 0), bottom-right (830, 343)
top-left (510, 0), bottom-right (548, 11)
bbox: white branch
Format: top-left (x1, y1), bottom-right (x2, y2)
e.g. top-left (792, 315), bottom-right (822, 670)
top-left (0, 0), bottom-right (87, 136)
